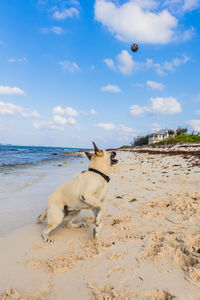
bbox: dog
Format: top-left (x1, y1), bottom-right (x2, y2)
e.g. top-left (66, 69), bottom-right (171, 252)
top-left (37, 142), bottom-right (118, 242)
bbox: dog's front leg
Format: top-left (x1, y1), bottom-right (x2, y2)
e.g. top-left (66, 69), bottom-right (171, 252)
top-left (81, 194), bottom-right (106, 238)
top-left (92, 205), bottom-right (106, 238)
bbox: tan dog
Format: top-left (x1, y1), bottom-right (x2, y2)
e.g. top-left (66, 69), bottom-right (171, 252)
top-left (38, 142), bottom-right (118, 242)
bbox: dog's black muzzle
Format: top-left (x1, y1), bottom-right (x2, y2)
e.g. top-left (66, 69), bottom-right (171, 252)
top-left (110, 151), bottom-right (118, 165)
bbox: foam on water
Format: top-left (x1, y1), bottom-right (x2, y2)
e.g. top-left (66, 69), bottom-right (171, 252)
top-left (0, 145), bottom-right (89, 169)
top-left (0, 145), bottom-right (90, 237)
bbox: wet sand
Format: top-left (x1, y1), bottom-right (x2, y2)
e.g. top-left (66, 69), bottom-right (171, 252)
top-left (0, 147), bottom-right (200, 300)
top-left (0, 157), bottom-right (88, 237)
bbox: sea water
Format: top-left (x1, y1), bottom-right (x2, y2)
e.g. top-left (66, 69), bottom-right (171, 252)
top-left (0, 145), bottom-right (90, 236)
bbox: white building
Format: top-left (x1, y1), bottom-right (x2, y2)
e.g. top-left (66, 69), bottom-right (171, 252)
top-left (148, 129), bottom-right (175, 145)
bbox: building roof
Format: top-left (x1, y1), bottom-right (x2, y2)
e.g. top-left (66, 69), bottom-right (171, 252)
top-left (148, 129), bottom-right (169, 137)
top-left (156, 129), bottom-right (169, 134)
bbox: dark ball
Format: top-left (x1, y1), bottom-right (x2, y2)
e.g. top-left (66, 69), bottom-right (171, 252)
top-left (131, 43), bottom-right (138, 52)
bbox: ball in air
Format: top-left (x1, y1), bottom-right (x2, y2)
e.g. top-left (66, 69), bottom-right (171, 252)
top-left (131, 43), bottom-right (138, 52)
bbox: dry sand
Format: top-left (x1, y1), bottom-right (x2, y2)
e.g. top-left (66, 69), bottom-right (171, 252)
top-left (0, 147), bottom-right (200, 300)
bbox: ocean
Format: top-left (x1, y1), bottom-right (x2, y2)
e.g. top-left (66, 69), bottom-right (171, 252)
top-left (0, 145), bottom-right (90, 236)
top-left (0, 145), bottom-right (89, 170)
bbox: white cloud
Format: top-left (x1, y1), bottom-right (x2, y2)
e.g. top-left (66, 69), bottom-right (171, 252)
top-left (182, 26), bottom-right (195, 41)
top-left (143, 55), bottom-right (190, 75)
top-left (52, 106), bottom-right (79, 117)
top-left (129, 104), bottom-right (148, 117)
top-left (163, 0), bottom-right (200, 13)
top-left (53, 7), bottom-right (79, 20)
top-left (33, 115), bottom-right (76, 131)
top-left (96, 122), bottom-right (138, 143)
top-left (0, 86), bottom-right (25, 95)
top-left (94, 0), bottom-right (177, 44)
top-left (182, 0), bottom-right (200, 11)
top-left (162, 55), bottom-right (190, 72)
top-left (0, 102), bottom-right (18, 115)
top-left (59, 60), bottom-right (80, 72)
top-left (97, 122), bottom-right (136, 133)
top-left (104, 50), bottom-right (135, 75)
top-left (53, 115), bottom-right (67, 125)
top-left (7, 57), bottom-right (28, 63)
top-left (117, 124), bottom-right (139, 141)
top-left (97, 123), bottom-right (115, 130)
top-left (101, 84), bottom-right (121, 93)
top-left (90, 109), bottom-right (97, 115)
top-left (20, 110), bottom-right (39, 118)
top-left (195, 110), bottom-right (200, 114)
top-left (152, 122), bottom-right (161, 132)
top-left (117, 50), bottom-right (135, 75)
top-left (105, 53), bottom-right (190, 76)
top-left (33, 120), bottom-right (62, 131)
top-left (53, 115), bottom-right (76, 125)
top-left (97, 122), bottom-right (138, 141)
top-left (129, 97), bottom-right (182, 117)
top-left (118, 124), bottom-right (136, 134)
top-left (66, 117), bottom-right (76, 124)
top-left (133, 0), bottom-right (159, 9)
top-left (103, 58), bottom-right (116, 70)
top-left (186, 120), bottom-right (200, 132)
top-left (150, 97), bottom-right (182, 114)
top-left (41, 26), bottom-right (64, 35)
top-left (147, 80), bottom-right (165, 90)
top-left (68, 0), bottom-right (80, 6)
top-left (0, 101), bottom-right (39, 117)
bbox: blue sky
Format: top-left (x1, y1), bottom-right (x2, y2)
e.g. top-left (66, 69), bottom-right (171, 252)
top-left (0, 0), bottom-right (200, 148)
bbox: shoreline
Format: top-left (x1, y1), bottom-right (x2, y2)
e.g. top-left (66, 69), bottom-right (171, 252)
top-left (0, 155), bottom-right (89, 237)
top-left (0, 146), bottom-right (200, 299)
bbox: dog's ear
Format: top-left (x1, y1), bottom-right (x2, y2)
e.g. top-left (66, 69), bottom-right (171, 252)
top-left (92, 141), bottom-right (100, 154)
top-left (85, 152), bottom-right (93, 160)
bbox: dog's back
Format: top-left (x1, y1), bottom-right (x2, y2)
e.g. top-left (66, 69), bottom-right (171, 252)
top-left (38, 142), bottom-right (118, 242)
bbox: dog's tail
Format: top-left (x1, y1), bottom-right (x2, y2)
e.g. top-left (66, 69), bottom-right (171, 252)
top-left (37, 209), bottom-right (47, 223)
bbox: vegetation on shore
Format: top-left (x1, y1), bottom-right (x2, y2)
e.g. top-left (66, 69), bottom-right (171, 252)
top-left (121, 127), bottom-right (200, 148)
top-left (132, 135), bottom-right (149, 146)
top-left (155, 134), bottom-right (200, 145)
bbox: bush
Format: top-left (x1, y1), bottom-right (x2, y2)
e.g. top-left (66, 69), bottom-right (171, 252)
top-left (168, 129), bottom-right (175, 135)
top-left (155, 134), bottom-right (200, 145)
top-left (176, 127), bottom-right (188, 135)
top-left (132, 135), bottom-right (149, 146)
top-left (120, 145), bottom-right (130, 148)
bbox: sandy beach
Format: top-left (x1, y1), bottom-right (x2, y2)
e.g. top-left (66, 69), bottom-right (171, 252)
top-left (0, 146), bottom-right (200, 300)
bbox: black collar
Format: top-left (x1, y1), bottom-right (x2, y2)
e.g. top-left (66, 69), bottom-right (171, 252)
top-left (88, 168), bottom-right (110, 183)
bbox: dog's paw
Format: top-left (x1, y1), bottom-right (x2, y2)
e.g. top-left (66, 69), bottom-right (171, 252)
top-left (79, 221), bottom-right (86, 228)
top-left (42, 233), bottom-right (54, 243)
top-left (44, 237), bottom-right (54, 243)
top-left (93, 227), bottom-right (99, 239)
top-left (93, 224), bottom-right (102, 239)
top-left (93, 228), bottom-right (97, 239)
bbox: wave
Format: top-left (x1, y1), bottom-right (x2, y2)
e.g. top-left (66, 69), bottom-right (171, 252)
top-left (0, 145), bottom-right (90, 170)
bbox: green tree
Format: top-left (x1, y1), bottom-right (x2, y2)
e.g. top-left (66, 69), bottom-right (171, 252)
top-left (131, 135), bottom-right (149, 146)
top-left (168, 129), bottom-right (175, 135)
top-left (176, 127), bottom-right (188, 135)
